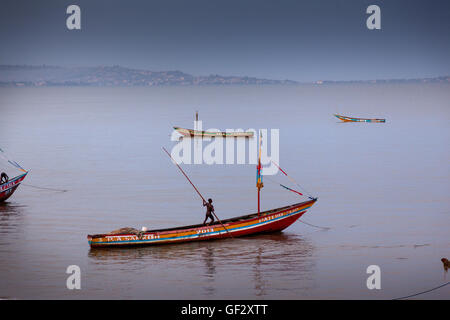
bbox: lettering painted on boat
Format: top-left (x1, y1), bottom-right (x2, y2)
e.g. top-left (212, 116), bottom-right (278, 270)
top-left (106, 233), bottom-right (160, 242)
top-left (259, 212), bottom-right (286, 223)
top-left (108, 236), bottom-right (132, 241)
top-left (197, 228), bottom-right (214, 235)
top-left (1, 180), bottom-right (19, 191)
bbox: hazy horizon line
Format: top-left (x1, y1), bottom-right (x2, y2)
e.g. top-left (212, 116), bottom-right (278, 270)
top-left (1, 64), bottom-right (449, 84)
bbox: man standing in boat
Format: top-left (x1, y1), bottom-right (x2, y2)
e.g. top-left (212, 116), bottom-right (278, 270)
top-left (203, 198), bottom-right (215, 225)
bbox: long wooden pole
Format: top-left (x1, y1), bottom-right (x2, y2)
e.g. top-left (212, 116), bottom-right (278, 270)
top-left (162, 147), bottom-right (233, 238)
top-left (257, 188), bottom-right (260, 216)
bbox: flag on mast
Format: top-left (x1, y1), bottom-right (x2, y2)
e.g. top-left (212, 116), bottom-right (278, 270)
top-left (256, 131), bottom-right (263, 190)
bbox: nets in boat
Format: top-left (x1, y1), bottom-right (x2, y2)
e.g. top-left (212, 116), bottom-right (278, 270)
top-left (108, 227), bottom-right (141, 235)
top-left (108, 227), bottom-right (147, 239)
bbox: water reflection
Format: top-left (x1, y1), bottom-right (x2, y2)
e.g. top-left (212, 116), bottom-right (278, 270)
top-left (0, 203), bottom-right (26, 233)
top-left (0, 202), bottom-right (27, 255)
top-left (202, 246), bottom-right (216, 295)
top-left (253, 246), bottom-right (266, 296)
top-left (88, 232), bottom-right (315, 298)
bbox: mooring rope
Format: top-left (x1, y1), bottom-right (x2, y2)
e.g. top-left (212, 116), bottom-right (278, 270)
top-left (22, 183), bottom-right (68, 193)
top-left (392, 281), bottom-right (449, 300)
top-left (298, 219), bottom-right (331, 230)
top-left (263, 175), bottom-right (329, 230)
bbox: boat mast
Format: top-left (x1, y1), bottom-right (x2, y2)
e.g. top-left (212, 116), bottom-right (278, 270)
top-left (194, 111), bottom-right (199, 131)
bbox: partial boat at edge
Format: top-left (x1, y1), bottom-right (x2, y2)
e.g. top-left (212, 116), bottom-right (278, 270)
top-left (0, 172), bottom-right (27, 202)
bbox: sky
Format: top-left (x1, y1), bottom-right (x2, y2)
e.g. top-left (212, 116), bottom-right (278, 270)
top-left (0, 0), bottom-right (449, 81)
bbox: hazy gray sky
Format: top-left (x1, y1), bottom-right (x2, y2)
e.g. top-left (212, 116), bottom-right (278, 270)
top-left (0, 0), bottom-right (449, 81)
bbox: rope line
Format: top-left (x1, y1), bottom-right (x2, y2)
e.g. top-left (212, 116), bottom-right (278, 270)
top-left (265, 175), bottom-right (313, 200)
top-left (271, 161), bottom-right (315, 199)
top-left (280, 184), bottom-right (303, 196)
top-left (298, 219), bottom-right (331, 230)
top-left (393, 281), bottom-right (449, 300)
top-left (265, 175), bottom-right (303, 196)
top-left (22, 183), bottom-right (68, 193)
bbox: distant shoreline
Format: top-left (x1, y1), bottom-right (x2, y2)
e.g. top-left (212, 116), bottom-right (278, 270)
top-left (0, 65), bottom-right (448, 87)
top-left (2, 82), bottom-right (450, 89)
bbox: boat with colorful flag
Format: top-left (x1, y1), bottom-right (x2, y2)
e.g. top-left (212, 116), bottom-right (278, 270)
top-left (88, 199), bottom-right (316, 247)
top-left (0, 148), bottom-right (28, 202)
top-left (88, 135), bottom-right (317, 248)
top-left (334, 114), bottom-right (386, 123)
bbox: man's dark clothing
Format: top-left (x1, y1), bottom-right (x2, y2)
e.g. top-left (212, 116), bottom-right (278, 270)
top-left (203, 201), bottom-right (215, 225)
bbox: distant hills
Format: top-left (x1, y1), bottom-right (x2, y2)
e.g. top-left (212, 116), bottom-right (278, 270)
top-left (0, 65), bottom-right (448, 87)
top-left (0, 65), bottom-right (296, 87)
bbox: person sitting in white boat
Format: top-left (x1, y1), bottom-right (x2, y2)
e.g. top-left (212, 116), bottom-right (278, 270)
top-left (203, 198), bottom-right (215, 226)
top-left (0, 172), bottom-right (8, 184)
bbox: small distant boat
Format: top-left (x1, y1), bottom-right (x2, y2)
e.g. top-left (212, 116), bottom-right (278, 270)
top-left (174, 126), bottom-right (254, 137)
top-left (334, 114), bottom-right (386, 123)
top-left (174, 111), bottom-right (254, 137)
top-left (0, 172), bottom-right (27, 202)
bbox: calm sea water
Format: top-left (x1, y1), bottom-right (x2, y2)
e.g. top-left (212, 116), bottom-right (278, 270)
top-left (0, 84), bottom-right (449, 299)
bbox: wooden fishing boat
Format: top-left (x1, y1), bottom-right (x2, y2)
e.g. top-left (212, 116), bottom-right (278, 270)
top-left (88, 198), bottom-right (316, 247)
top-left (0, 172), bottom-right (27, 202)
top-left (334, 114), bottom-right (386, 123)
top-left (174, 112), bottom-right (254, 137)
top-left (88, 136), bottom-right (317, 248)
top-left (174, 126), bottom-right (254, 138)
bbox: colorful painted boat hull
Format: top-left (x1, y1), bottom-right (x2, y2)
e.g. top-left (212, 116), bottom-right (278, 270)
top-left (334, 114), bottom-right (386, 123)
top-left (0, 173), bottom-right (27, 202)
top-left (174, 127), bottom-right (254, 137)
top-left (88, 198), bottom-right (317, 247)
